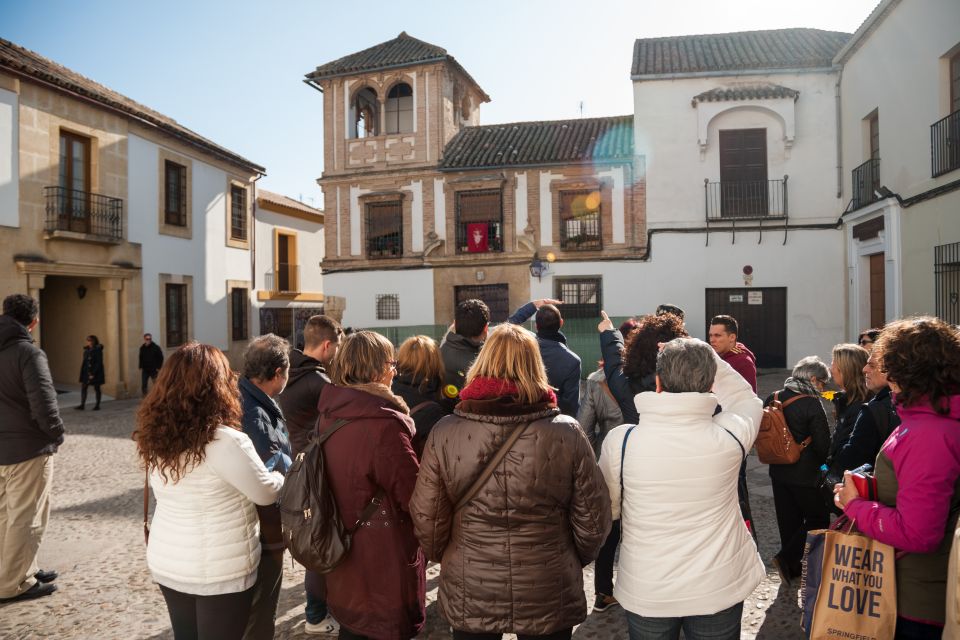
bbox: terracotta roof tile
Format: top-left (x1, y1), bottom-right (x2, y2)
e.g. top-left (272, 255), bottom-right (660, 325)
top-left (632, 28), bottom-right (851, 76)
top-left (257, 189), bottom-right (323, 218)
top-left (439, 116), bottom-right (633, 170)
top-left (692, 84), bottom-right (799, 105)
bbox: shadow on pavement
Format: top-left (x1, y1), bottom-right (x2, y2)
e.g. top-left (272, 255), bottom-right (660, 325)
top-left (52, 486), bottom-right (143, 518)
top-left (757, 582), bottom-right (805, 639)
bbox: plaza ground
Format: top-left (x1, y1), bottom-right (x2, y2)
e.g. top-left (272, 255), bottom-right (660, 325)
top-left (0, 371), bottom-right (812, 639)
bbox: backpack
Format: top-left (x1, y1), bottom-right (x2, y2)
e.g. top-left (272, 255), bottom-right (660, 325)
top-left (278, 418), bottom-right (384, 574)
top-left (756, 391), bottom-right (815, 465)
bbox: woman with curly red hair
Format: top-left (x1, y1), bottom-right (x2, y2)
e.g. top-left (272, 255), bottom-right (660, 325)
top-left (834, 317), bottom-right (960, 639)
top-left (134, 342), bottom-right (284, 640)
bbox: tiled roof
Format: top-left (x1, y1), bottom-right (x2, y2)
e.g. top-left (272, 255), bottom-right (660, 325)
top-left (0, 38), bottom-right (264, 173)
top-left (692, 84), bottom-right (799, 105)
top-left (439, 116), bottom-right (633, 170)
top-left (257, 189), bottom-right (323, 219)
top-left (632, 28), bottom-right (851, 77)
top-left (305, 32), bottom-right (489, 101)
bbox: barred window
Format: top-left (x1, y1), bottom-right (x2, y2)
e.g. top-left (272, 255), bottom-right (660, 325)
top-left (559, 190), bottom-right (601, 250)
top-left (231, 288), bottom-right (248, 341)
top-left (165, 283), bottom-right (188, 347)
top-left (456, 189), bottom-right (503, 254)
top-left (936, 242), bottom-right (960, 325)
top-left (555, 277), bottom-right (602, 319)
top-left (376, 294), bottom-right (400, 321)
top-left (230, 185), bottom-right (247, 241)
top-left (366, 201), bottom-right (403, 258)
top-left (164, 161), bottom-right (187, 226)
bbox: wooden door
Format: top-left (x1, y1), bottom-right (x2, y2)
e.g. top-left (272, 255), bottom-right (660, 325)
top-left (58, 132), bottom-right (90, 233)
top-left (454, 284), bottom-right (509, 323)
top-left (705, 287), bottom-right (787, 368)
top-left (719, 129), bottom-right (768, 217)
top-left (869, 253), bottom-right (886, 328)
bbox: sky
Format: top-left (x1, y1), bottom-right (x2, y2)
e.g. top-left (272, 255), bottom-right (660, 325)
top-left (1, 0), bottom-right (880, 209)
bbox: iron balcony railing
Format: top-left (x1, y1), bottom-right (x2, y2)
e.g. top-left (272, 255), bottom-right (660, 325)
top-left (931, 110), bottom-right (960, 178)
top-left (44, 186), bottom-right (123, 240)
top-left (851, 158), bottom-right (881, 211)
top-left (271, 264), bottom-right (300, 293)
top-left (704, 177), bottom-right (788, 220)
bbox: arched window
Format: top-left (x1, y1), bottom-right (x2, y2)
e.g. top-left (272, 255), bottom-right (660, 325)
top-left (352, 87), bottom-right (379, 138)
top-left (385, 83), bottom-right (413, 134)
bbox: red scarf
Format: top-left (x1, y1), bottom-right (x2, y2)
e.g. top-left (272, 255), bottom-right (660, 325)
top-left (459, 376), bottom-right (557, 405)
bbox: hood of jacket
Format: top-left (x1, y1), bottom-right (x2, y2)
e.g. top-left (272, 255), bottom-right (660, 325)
top-left (318, 383), bottom-right (413, 435)
top-left (239, 376), bottom-right (284, 422)
top-left (444, 332), bottom-right (483, 354)
top-left (0, 316), bottom-right (32, 352)
top-left (287, 349), bottom-right (327, 386)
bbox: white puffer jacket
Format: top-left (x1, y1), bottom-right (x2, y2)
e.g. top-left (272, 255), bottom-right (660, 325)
top-left (599, 353), bottom-right (765, 617)
top-left (147, 426), bottom-right (284, 595)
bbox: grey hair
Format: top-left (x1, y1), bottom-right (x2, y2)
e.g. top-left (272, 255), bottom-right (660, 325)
top-left (243, 334), bottom-right (290, 381)
top-left (656, 338), bottom-right (717, 393)
top-left (791, 356), bottom-right (830, 384)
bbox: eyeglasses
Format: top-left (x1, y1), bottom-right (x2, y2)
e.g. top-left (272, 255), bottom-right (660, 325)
top-left (859, 339), bottom-right (873, 346)
top-left (389, 360), bottom-right (398, 370)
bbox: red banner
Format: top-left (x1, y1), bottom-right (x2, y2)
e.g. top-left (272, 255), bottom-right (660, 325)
top-left (466, 223), bottom-right (489, 253)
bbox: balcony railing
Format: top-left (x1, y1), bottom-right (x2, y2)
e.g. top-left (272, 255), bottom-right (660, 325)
top-left (932, 110), bottom-right (960, 178)
top-left (851, 158), bottom-right (881, 211)
top-left (272, 263), bottom-right (299, 293)
top-left (704, 177), bottom-right (788, 220)
top-left (44, 186), bottom-right (123, 240)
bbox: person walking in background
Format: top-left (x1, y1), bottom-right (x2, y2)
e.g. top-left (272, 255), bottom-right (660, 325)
top-left (508, 298), bottom-right (582, 418)
top-left (410, 323), bottom-right (611, 640)
top-left (135, 343), bottom-right (284, 640)
top-left (239, 335), bottom-right (293, 640)
top-left (276, 314), bottom-right (342, 636)
top-left (764, 356), bottom-right (832, 586)
top-left (391, 335), bottom-right (450, 459)
top-left (439, 299), bottom-right (489, 408)
top-left (76, 334), bottom-right (104, 411)
top-left (316, 331), bottom-right (425, 639)
top-left (600, 338), bottom-right (764, 640)
top-left (834, 317), bottom-right (960, 639)
top-left (138, 333), bottom-right (164, 396)
top-left (822, 343), bottom-right (872, 494)
top-left (0, 294), bottom-right (63, 603)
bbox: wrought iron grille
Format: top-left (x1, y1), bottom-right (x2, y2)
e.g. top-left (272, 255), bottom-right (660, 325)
top-left (851, 158), bottom-right (881, 210)
top-left (376, 294), bottom-right (400, 320)
top-left (559, 190), bottom-right (602, 249)
top-left (931, 110), bottom-right (960, 178)
top-left (164, 161), bottom-right (187, 226)
top-left (165, 284), bottom-right (188, 347)
top-left (935, 242), bottom-right (960, 325)
top-left (555, 277), bottom-right (602, 319)
top-left (456, 189), bottom-right (503, 253)
top-left (704, 178), bottom-right (787, 219)
top-left (274, 263), bottom-right (299, 293)
top-left (231, 288), bottom-right (248, 341)
top-left (44, 186), bottom-right (123, 239)
top-left (230, 185), bottom-right (247, 241)
top-left (366, 201), bottom-right (403, 258)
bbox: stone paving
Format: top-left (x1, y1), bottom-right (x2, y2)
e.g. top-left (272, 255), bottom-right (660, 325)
top-left (0, 370), bottom-right (816, 639)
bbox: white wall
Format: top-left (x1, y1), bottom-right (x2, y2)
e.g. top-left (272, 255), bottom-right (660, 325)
top-left (324, 269), bottom-right (434, 327)
top-left (128, 133), bottom-right (250, 349)
top-left (0, 88), bottom-right (18, 228)
top-left (253, 207), bottom-right (325, 294)
top-left (634, 71), bottom-right (843, 228)
top-left (529, 228), bottom-right (845, 367)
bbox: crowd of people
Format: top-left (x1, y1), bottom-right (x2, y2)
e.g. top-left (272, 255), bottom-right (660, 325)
top-left (2, 290), bottom-right (960, 640)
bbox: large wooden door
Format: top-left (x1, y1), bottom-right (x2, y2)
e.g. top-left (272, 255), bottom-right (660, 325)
top-left (719, 128), bottom-right (768, 217)
top-left (705, 287), bottom-right (787, 368)
top-left (454, 284), bottom-right (509, 323)
top-left (869, 253), bottom-right (886, 328)
top-left (58, 131), bottom-right (90, 233)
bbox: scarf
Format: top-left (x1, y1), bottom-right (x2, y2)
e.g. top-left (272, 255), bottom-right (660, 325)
top-left (783, 376), bottom-right (820, 398)
top-left (459, 376), bottom-right (558, 405)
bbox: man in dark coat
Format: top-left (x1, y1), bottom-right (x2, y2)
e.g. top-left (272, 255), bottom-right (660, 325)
top-left (439, 299), bottom-right (489, 409)
top-left (276, 314), bottom-right (342, 634)
top-left (508, 299), bottom-right (582, 417)
top-left (0, 294), bottom-right (63, 603)
top-left (239, 334), bottom-right (292, 640)
top-left (138, 333), bottom-right (164, 396)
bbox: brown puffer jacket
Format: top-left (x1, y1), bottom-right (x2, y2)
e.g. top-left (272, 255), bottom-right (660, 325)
top-left (409, 395), bottom-right (612, 635)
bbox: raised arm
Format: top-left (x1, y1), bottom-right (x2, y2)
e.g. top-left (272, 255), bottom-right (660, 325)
top-left (712, 353), bottom-right (763, 450)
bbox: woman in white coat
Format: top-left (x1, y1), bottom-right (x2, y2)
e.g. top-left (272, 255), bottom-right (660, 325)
top-left (599, 337), bottom-right (764, 640)
top-left (134, 342), bottom-right (284, 640)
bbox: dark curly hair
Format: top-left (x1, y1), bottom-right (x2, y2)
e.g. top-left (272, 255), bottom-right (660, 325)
top-left (875, 316), bottom-right (960, 414)
top-left (133, 342), bottom-right (242, 482)
top-left (623, 314), bottom-right (689, 382)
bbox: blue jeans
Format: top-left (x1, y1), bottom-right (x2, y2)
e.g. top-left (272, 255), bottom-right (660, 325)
top-left (304, 569), bottom-right (327, 624)
top-left (625, 602), bottom-right (743, 640)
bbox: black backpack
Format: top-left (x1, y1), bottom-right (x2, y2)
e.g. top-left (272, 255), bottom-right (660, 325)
top-left (279, 418), bottom-right (384, 574)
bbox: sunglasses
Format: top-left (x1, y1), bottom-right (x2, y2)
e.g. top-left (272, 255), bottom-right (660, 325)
top-left (859, 339), bottom-right (873, 346)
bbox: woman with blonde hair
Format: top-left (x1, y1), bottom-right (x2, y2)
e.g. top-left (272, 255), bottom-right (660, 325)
top-left (410, 323), bottom-right (611, 640)
top-left (822, 343), bottom-right (873, 503)
top-left (315, 330), bottom-right (425, 639)
top-left (392, 335), bottom-right (450, 458)
top-left (135, 343), bottom-right (284, 640)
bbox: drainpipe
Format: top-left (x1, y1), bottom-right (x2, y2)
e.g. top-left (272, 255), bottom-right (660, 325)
top-left (835, 66), bottom-right (844, 199)
top-left (250, 173), bottom-right (264, 328)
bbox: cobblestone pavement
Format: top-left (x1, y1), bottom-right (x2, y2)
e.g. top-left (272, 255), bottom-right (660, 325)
top-left (0, 370), bottom-right (813, 640)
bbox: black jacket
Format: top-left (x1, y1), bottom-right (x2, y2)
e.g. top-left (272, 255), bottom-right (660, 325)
top-left (79, 344), bottom-right (104, 385)
top-left (276, 349), bottom-right (329, 456)
top-left (391, 373), bottom-right (450, 459)
top-left (832, 386), bottom-right (900, 475)
top-left (826, 391), bottom-right (870, 478)
top-left (763, 388), bottom-right (831, 487)
top-left (138, 342), bottom-right (164, 372)
top-left (0, 315), bottom-right (64, 464)
top-left (439, 331), bottom-right (483, 408)
top-left (599, 329), bottom-right (654, 425)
